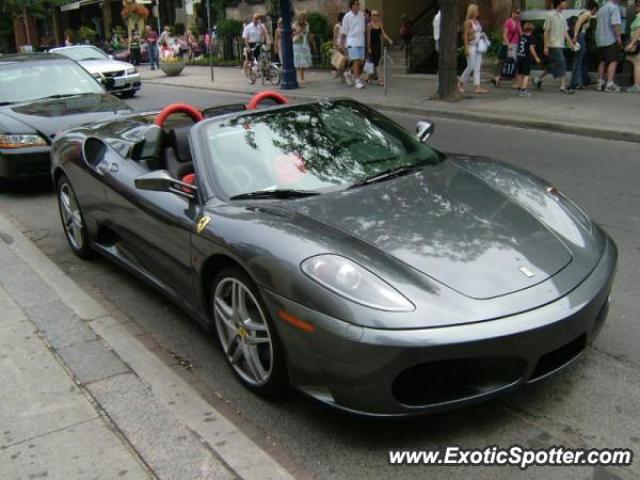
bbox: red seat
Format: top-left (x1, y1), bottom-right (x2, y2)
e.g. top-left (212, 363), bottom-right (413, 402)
top-left (182, 173), bottom-right (196, 185)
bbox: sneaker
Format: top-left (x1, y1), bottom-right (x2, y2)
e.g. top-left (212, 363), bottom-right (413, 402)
top-left (517, 89), bottom-right (532, 97)
top-left (355, 79), bottom-right (365, 89)
top-left (604, 82), bottom-right (621, 93)
top-left (597, 79), bottom-right (606, 91)
top-left (560, 87), bottom-right (575, 94)
top-left (626, 85), bottom-right (640, 93)
top-left (343, 71), bottom-right (354, 86)
top-left (533, 77), bottom-right (542, 90)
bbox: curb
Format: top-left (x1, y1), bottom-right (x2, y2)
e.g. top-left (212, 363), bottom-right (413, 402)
top-left (142, 78), bottom-right (640, 144)
top-left (0, 212), bottom-right (294, 480)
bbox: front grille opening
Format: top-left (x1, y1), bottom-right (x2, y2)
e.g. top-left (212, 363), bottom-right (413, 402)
top-left (531, 334), bottom-right (586, 380)
top-left (392, 357), bottom-right (525, 407)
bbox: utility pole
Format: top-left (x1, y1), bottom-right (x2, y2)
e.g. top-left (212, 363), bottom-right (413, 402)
top-left (279, 0), bottom-right (298, 89)
top-left (436, 0), bottom-right (461, 101)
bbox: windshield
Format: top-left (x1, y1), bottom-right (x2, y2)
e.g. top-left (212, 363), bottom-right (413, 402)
top-left (53, 46), bottom-right (108, 62)
top-left (0, 60), bottom-right (104, 103)
top-left (202, 100), bottom-right (441, 198)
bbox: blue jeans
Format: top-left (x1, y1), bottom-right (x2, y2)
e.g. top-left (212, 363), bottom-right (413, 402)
top-left (148, 43), bottom-right (159, 69)
top-left (569, 33), bottom-right (587, 89)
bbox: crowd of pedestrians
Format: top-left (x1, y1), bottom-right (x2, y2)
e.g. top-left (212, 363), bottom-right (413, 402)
top-left (440, 0), bottom-right (640, 97)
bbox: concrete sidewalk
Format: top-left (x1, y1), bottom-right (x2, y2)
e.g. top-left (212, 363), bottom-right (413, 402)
top-left (0, 212), bottom-right (293, 480)
top-left (140, 66), bottom-right (640, 143)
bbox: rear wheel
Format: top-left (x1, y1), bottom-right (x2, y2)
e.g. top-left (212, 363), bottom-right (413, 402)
top-left (211, 267), bottom-right (287, 397)
top-left (57, 174), bottom-right (93, 259)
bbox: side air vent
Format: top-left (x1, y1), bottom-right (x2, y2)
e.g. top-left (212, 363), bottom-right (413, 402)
top-left (83, 137), bottom-right (107, 168)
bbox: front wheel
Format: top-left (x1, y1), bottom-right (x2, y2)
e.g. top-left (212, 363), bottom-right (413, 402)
top-left (120, 90), bottom-right (137, 98)
top-left (267, 65), bottom-right (281, 86)
top-left (57, 174), bottom-right (93, 259)
top-left (211, 267), bottom-right (287, 398)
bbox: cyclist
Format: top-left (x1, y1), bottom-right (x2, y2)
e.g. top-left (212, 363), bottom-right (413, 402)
top-left (243, 14), bottom-right (272, 76)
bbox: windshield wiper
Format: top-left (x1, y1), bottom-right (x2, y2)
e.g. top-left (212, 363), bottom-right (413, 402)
top-left (230, 189), bottom-right (320, 200)
top-left (349, 163), bottom-right (426, 189)
top-left (0, 101), bottom-right (14, 106)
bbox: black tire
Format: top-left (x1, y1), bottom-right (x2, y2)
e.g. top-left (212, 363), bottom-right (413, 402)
top-left (211, 266), bottom-right (287, 398)
top-left (120, 90), bottom-right (137, 98)
top-left (56, 174), bottom-right (93, 259)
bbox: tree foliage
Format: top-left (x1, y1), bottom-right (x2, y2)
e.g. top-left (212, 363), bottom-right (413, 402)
top-left (1, 0), bottom-right (68, 18)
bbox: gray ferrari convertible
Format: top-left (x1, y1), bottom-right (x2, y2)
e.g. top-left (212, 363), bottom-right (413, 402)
top-left (51, 92), bottom-right (617, 416)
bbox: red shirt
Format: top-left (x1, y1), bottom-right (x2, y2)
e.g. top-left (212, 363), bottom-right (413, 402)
top-left (504, 18), bottom-right (522, 45)
top-left (146, 30), bottom-right (159, 44)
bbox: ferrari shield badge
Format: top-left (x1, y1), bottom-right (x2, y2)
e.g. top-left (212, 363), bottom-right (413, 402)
top-left (196, 215), bottom-right (211, 235)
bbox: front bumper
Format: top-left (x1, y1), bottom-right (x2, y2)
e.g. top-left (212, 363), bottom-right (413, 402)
top-left (106, 73), bottom-right (142, 93)
top-left (261, 237), bottom-right (617, 416)
top-left (0, 147), bottom-right (51, 180)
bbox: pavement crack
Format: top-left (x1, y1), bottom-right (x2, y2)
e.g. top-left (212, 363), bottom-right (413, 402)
top-left (1, 416), bottom-right (100, 451)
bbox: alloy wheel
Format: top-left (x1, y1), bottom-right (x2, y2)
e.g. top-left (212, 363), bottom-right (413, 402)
top-left (213, 277), bottom-right (274, 386)
top-left (59, 181), bottom-right (85, 251)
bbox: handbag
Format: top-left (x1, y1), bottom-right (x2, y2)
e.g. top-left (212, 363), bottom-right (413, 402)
top-left (363, 59), bottom-right (375, 75)
top-left (331, 49), bottom-right (347, 70)
top-left (477, 33), bottom-right (491, 54)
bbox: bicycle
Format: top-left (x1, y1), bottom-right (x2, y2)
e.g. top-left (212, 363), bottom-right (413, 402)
top-left (245, 44), bottom-right (281, 86)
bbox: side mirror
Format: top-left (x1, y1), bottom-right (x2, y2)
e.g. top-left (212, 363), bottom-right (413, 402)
top-left (101, 77), bottom-right (115, 89)
top-left (416, 120), bottom-right (435, 143)
top-left (135, 170), bottom-right (197, 200)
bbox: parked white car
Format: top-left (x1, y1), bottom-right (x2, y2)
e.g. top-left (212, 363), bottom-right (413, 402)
top-left (50, 45), bottom-right (141, 98)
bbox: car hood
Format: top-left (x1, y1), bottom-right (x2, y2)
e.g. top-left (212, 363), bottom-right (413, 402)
top-left (0, 94), bottom-right (133, 141)
top-left (79, 59), bottom-right (134, 74)
top-left (283, 159), bottom-right (574, 300)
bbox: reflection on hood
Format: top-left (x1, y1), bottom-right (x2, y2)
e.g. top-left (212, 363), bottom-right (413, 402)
top-left (10, 94), bottom-right (130, 118)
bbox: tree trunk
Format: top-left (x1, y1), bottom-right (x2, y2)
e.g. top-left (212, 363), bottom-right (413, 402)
top-left (22, 8), bottom-right (31, 46)
top-left (437, 0), bottom-right (461, 101)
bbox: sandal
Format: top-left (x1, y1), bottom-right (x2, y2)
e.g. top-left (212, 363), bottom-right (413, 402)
top-left (475, 87), bottom-right (489, 94)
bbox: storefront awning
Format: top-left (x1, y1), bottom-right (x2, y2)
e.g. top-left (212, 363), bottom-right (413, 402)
top-left (60, 0), bottom-right (112, 12)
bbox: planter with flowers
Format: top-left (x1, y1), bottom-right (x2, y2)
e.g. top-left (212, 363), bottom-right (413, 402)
top-left (160, 55), bottom-right (186, 76)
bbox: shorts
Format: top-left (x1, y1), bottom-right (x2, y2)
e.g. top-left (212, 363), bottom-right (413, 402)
top-left (347, 46), bottom-right (365, 62)
top-left (599, 44), bottom-right (621, 63)
top-left (517, 57), bottom-right (531, 76)
top-left (627, 53), bottom-right (640, 66)
top-left (548, 47), bottom-right (567, 78)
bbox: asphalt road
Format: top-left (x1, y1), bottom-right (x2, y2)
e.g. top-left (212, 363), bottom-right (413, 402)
top-left (1, 84), bottom-right (639, 480)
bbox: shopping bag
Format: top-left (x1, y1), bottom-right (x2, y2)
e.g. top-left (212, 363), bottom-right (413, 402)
top-left (363, 59), bottom-right (375, 75)
top-left (331, 50), bottom-right (347, 70)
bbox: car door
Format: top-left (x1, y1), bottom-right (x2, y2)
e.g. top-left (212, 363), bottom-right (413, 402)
top-left (100, 151), bottom-right (198, 305)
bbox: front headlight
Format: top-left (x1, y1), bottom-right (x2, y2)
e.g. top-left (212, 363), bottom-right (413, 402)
top-left (126, 67), bottom-right (137, 75)
top-left (301, 255), bottom-right (414, 312)
top-left (0, 134), bottom-right (47, 149)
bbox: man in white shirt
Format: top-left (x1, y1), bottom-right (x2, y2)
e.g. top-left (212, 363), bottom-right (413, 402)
top-left (341, 0), bottom-right (366, 89)
top-left (242, 14), bottom-right (271, 74)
